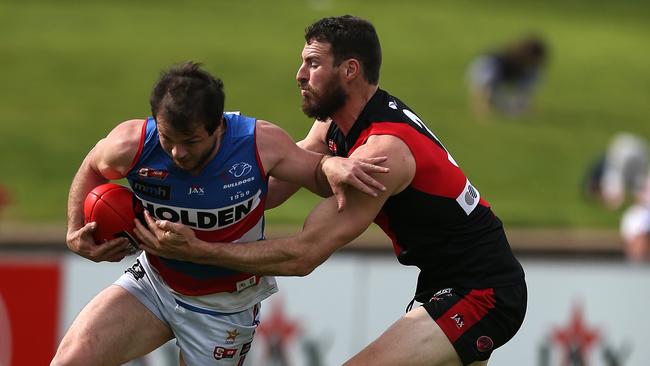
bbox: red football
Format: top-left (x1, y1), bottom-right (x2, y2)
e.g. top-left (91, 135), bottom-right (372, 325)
top-left (84, 183), bottom-right (139, 248)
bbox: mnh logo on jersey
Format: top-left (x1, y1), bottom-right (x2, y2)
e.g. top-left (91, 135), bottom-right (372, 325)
top-left (229, 162), bottom-right (252, 178)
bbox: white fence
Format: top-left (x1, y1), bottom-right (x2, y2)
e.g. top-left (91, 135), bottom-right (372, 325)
top-left (2, 251), bottom-right (649, 365)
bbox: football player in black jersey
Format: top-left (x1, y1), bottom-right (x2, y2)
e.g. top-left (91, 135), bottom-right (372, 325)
top-left (137, 15), bottom-right (526, 366)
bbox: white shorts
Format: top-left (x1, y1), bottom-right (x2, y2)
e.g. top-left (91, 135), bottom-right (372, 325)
top-left (115, 258), bottom-right (260, 365)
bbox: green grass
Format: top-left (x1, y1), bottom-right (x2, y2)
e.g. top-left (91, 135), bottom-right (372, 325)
top-left (0, 0), bottom-right (648, 228)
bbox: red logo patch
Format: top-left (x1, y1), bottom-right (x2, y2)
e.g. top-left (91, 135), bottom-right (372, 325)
top-left (476, 336), bottom-right (494, 352)
top-left (214, 346), bottom-right (237, 360)
top-left (327, 139), bottom-right (338, 155)
top-left (138, 167), bottom-right (169, 180)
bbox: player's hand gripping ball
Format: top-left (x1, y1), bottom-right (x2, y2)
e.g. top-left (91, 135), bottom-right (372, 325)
top-left (84, 183), bottom-right (143, 252)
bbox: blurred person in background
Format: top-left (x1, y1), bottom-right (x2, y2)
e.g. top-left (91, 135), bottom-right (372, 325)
top-left (0, 184), bottom-right (9, 222)
top-left (53, 62), bottom-right (386, 366)
top-left (136, 15), bottom-right (527, 366)
top-left (620, 199), bottom-right (650, 262)
top-left (584, 132), bottom-right (649, 210)
top-left (467, 35), bottom-right (548, 120)
top-left (620, 172), bottom-right (650, 262)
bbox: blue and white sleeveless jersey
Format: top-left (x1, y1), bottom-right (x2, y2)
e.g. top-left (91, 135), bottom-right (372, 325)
top-left (126, 113), bottom-right (277, 311)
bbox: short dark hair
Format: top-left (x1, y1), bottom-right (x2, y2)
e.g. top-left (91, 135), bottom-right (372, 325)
top-left (305, 15), bottom-right (382, 85)
top-left (150, 61), bottom-right (224, 135)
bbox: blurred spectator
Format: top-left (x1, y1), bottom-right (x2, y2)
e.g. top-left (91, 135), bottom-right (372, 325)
top-left (467, 35), bottom-right (548, 119)
top-left (620, 199), bottom-right (650, 262)
top-left (0, 184), bottom-right (9, 218)
top-left (584, 132), bottom-right (649, 210)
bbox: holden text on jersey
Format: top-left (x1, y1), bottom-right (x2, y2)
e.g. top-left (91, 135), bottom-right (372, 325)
top-left (136, 190), bottom-right (262, 230)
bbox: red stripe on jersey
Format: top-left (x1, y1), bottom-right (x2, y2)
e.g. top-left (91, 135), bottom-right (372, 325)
top-left (120, 119), bottom-right (148, 178)
top-left (374, 210), bottom-right (402, 256)
top-left (149, 197), bottom-right (266, 295)
top-left (193, 197), bottom-right (266, 243)
top-left (436, 288), bottom-right (496, 343)
top-left (479, 197), bottom-right (491, 208)
top-left (349, 122), bottom-right (467, 199)
top-left (148, 253), bottom-right (260, 295)
top-left (253, 120), bottom-right (267, 180)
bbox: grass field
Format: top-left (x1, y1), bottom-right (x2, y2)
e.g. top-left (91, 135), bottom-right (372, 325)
top-left (0, 0), bottom-right (648, 228)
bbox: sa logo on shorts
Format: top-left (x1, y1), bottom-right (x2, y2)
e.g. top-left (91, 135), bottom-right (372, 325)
top-left (214, 346), bottom-right (237, 360)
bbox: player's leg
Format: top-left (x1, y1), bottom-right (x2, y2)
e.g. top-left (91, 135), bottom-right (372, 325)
top-left (343, 306), bottom-right (462, 366)
top-left (51, 285), bottom-right (173, 366)
top-left (173, 302), bottom-right (260, 365)
top-left (345, 283), bottom-right (525, 366)
top-left (624, 235), bottom-right (650, 262)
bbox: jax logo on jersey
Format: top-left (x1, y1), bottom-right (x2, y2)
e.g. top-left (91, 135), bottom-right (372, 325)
top-left (229, 162), bottom-right (252, 178)
top-left (137, 190), bottom-right (262, 230)
top-left (187, 185), bottom-right (205, 195)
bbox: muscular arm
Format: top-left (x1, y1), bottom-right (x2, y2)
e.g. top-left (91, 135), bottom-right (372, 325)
top-left (259, 120), bottom-right (388, 211)
top-left (257, 119), bottom-right (332, 198)
top-left (136, 134), bottom-right (415, 275)
top-left (265, 121), bottom-right (331, 209)
top-left (66, 119), bottom-right (143, 262)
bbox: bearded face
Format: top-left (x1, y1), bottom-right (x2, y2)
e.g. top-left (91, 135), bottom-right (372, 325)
top-left (297, 41), bottom-right (349, 121)
top-left (300, 72), bottom-right (348, 121)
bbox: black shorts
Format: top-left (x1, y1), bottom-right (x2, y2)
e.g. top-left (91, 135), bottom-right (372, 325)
top-left (421, 281), bottom-right (527, 365)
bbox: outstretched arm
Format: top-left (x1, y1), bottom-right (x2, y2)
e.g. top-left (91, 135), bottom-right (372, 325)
top-left (265, 121), bottom-right (330, 209)
top-left (134, 134), bottom-right (415, 275)
top-left (257, 120), bottom-right (388, 211)
top-left (66, 119), bottom-right (143, 262)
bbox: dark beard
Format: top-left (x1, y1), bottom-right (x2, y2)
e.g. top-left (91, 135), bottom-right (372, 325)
top-left (301, 81), bottom-right (347, 121)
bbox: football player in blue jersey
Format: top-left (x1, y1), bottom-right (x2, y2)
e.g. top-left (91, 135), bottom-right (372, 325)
top-left (53, 61), bottom-right (388, 366)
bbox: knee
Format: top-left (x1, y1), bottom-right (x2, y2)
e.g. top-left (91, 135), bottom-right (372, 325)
top-left (51, 349), bottom-right (75, 366)
top-left (50, 352), bottom-right (72, 366)
top-left (50, 340), bottom-right (91, 366)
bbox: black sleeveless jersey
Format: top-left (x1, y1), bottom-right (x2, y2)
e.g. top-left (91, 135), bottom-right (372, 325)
top-left (326, 89), bottom-right (524, 301)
